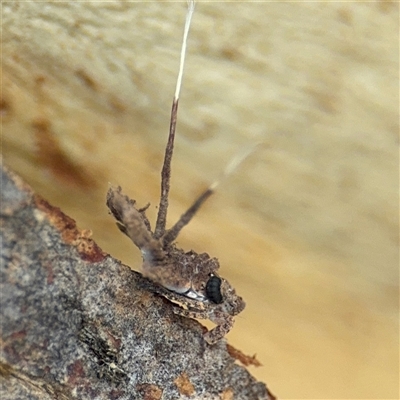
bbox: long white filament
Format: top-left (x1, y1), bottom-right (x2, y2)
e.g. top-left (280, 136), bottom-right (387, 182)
top-left (174, 0), bottom-right (195, 101)
top-left (209, 142), bottom-right (263, 191)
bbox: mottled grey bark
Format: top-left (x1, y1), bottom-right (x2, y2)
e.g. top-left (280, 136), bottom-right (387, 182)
top-left (0, 163), bottom-right (275, 400)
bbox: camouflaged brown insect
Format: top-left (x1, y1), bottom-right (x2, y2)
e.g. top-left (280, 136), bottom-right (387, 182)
top-left (106, 0), bottom-right (245, 345)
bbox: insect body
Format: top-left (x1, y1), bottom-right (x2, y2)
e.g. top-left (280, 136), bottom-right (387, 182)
top-left (106, 0), bottom-right (245, 345)
top-left (106, 187), bottom-right (245, 345)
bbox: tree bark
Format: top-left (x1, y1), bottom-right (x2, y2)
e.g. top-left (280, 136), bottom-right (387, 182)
top-left (0, 163), bottom-right (275, 400)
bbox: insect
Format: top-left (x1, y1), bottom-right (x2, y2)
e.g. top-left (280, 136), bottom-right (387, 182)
top-left (106, 0), bottom-right (245, 345)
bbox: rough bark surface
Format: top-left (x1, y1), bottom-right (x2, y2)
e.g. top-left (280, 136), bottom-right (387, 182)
top-left (0, 163), bottom-right (274, 400)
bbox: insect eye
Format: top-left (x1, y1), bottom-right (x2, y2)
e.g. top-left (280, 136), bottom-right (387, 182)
top-left (205, 275), bottom-right (223, 304)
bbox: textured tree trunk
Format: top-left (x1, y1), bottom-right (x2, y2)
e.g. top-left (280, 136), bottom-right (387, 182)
top-left (0, 163), bottom-right (275, 400)
top-left (2, 2), bottom-right (398, 398)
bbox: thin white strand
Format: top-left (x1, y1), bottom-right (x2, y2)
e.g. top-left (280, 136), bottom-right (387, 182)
top-left (174, 0), bottom-right (195, 101)
top-left (210, 142), bottom-right (263, 191)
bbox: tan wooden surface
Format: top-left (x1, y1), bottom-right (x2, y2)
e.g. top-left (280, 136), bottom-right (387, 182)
top-left (2, 2), bottom-right (398, 398)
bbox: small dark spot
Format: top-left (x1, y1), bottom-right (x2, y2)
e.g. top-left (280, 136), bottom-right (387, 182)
top-left (0, 97), bottom-right (11, 117)
top-left (0, 362), bottom-right (13, 378)
top-left (73, 20), bottom-right (81, 29)
top-left (75, 69), bottom-right (98, 91)
top-left (35, 75), bottom-right (46, 86)
top-left (220, 46), bottom-right (240, 61)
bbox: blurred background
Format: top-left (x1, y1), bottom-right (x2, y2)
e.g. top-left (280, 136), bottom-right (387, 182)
top-left (2, 1), bottom-right (398, 398)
